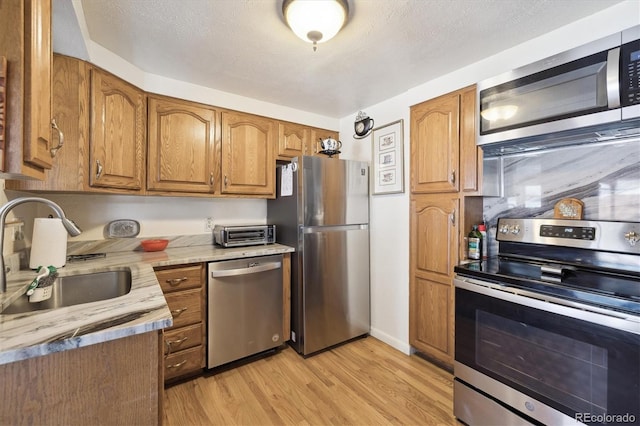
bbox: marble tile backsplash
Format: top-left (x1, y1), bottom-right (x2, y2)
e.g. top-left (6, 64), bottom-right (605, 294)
top-left (482, 138), bottom-right (640, 255)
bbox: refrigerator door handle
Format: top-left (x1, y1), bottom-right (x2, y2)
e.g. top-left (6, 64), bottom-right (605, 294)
top-left (302, 224), bottom-right (368, 233)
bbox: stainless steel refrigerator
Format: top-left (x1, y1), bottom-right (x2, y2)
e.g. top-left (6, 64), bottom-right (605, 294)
top-left (268, 155), bottom-right (370, 356)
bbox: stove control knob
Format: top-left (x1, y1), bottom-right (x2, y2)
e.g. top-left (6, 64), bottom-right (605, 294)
top-left (499, 224), bottom-right (510, 234)
top-left (511, 225), bottom-right (521, 235)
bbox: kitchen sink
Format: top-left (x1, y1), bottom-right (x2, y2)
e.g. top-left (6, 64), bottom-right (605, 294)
top-left (1, 269), bottom-right (132, 315)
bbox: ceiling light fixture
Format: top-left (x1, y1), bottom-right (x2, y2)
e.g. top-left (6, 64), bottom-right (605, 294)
top-left (282, 0), bottom-right (349, 51)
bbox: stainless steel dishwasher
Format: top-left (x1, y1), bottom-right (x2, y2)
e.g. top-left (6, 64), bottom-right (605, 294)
top-left (207, 254), bottom-right (283, 368)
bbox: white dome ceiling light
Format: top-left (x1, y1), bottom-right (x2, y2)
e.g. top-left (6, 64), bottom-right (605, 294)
top-left (282, 0), bottom-right (349, 51)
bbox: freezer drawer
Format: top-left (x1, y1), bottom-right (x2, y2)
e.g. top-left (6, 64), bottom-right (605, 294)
top-left (207, 255), bottom-right (283, 368)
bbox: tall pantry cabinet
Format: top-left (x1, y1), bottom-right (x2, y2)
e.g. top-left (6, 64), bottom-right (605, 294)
top-left (409, 85), bottom-right (483, 368)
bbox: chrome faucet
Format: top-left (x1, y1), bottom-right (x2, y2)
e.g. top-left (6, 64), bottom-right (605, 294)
top-left (0, 197), bottom-right (82, 293)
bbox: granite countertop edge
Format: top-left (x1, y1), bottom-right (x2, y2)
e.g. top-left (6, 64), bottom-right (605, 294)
top-left (0, 243), bottom-right (294, 365)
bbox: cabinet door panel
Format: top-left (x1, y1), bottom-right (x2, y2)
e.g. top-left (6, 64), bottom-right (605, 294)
top-left (90, 68), bottom-right (145, 190)
top-left (147, 97), bottom-right (217, 193)
top-left (410, 276), bottom-right (453, 362)
top-left (221, 111), bottom-right (274, 196)
top-left (277, 122), bottom-right (307, 159)
top-left (411, 196), bottom-right (459, 282)
top-left (460, 86), bottom-right (482, 193)
top-left (23, 0), bottom-right (53, 170)
top-left (410, 94), bottom-right (459, 193)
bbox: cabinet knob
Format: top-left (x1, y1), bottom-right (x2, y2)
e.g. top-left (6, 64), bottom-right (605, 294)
top-left (96, 160), bottom-right (103, 178)
top-left (224, 175), bottom-right (228, 187)
top-left (50, 119), bottom-right (65, 158)
top-left (210, 173), bottom-right (214, 185)
top-left (450, 170), bottom-right (456, 184)
top-left (450, 213), bottom-right (456, 226)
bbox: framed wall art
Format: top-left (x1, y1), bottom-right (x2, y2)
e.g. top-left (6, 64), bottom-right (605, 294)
top-left (371, 119), bottom-right (404, 195)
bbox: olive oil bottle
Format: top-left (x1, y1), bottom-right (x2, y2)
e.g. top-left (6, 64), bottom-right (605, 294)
top-left (468, 225), bottom-right (482, 260)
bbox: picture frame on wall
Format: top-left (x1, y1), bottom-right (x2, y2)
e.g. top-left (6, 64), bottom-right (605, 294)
top-left (372, 119), bottom-right (404, 195)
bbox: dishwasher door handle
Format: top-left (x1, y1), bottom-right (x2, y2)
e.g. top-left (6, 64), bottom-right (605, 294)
top-left (210, 261), bottom-right (282, 278)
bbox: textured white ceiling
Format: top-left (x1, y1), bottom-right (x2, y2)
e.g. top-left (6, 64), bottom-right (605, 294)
top-left (66, 0), bottom-right (623, 118)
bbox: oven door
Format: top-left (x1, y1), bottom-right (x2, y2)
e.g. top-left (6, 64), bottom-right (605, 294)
top-left (454, 277), bottom-right (640, 426)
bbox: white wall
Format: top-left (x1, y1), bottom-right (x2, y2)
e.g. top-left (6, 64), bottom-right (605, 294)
top-left (337, 1), bottom-right (640, 354)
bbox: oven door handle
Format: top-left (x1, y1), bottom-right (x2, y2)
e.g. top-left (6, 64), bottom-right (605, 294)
top-left (454, 276), bottom-right (640, 335)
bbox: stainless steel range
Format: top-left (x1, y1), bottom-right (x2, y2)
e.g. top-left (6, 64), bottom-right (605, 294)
top-left (454, 218), bottom-right (640, 426)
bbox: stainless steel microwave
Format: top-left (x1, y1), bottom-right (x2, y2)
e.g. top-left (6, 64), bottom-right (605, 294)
top-left (477, 25), bottom-right (640, 151)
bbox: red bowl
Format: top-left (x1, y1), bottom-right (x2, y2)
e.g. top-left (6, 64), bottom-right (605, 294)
top-left (141, 239), bottom-right (169, 252)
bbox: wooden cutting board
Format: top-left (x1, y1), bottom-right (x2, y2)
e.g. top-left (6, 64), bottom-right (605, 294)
top-left (554, 198), bottom-right (584, 219)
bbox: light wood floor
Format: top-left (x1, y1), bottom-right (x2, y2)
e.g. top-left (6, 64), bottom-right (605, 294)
top-left (163, 337), bottom-right (456, 426)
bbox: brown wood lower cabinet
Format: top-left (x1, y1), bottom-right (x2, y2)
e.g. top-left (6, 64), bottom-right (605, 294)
top-left (0, 331), bottom-right (162, 425)
top-left (155, 264), bottom-right (206, 383)
top-left (409, 195), bottom-right (459, 368)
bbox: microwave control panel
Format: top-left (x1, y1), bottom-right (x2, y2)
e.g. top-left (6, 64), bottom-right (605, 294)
top-left (621, 39), bottom-right (640, 106)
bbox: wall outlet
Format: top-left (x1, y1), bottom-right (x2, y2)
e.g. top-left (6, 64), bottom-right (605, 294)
top-left (205, 217), bottom-right (215, 232)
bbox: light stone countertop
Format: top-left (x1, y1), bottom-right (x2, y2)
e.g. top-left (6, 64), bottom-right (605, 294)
top-left (0, 243), bottom-right (294, 365)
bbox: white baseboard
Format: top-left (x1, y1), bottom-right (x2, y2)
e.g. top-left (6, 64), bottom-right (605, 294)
top-left (369, 327), bottom-right (411, 355)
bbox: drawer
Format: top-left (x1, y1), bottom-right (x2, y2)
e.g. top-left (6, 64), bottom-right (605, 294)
top-left (164, 323), bottom-right (203, 355)
top-left (164, 288), bottom-right (202, 329)
top-left (164, 345), bottom-right (204, 381)
top-left (156, 265), bottom-right (202, 293)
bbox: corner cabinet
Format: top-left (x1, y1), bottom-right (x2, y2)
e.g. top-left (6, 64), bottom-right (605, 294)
top-left (6, 55), bottom-right (146, 194)
top-left (0, 0), bottom-right (54, 178)
top-left (409, 85), bottom-right (482, 368)
top-left (275, 122), bottom-right (339, 161)
top-left (221, 110), bottom-right (275, 197)
top-left (307, 127), bottom-right (339, 157)
top-left (147, 96), bottom-right (218, 194)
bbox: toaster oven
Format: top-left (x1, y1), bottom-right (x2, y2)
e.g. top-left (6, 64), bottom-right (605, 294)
top-left (213, 225), bottom-right (276, 247)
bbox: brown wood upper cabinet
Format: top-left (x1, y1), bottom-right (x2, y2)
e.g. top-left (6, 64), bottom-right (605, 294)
top-left (276, 121), bottom-right (308, 160)
top-left (147, 96), bottom-right (218, 194)
top-left (221, 111), bottom-right (275, 197)
top-left (6, 55), bottom-right (146, 194)
top-left (410, 86), bottom-right (480, 194)
top-left (307, 128), bottom-right (339, 157)
top-left (0, 0), bottom-right (54, 178)
top-left (90, 67), bottom-right (146, 190)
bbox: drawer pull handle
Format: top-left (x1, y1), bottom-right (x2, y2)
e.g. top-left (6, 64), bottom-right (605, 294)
top-left (166, 277), bottom-right (188, 286)
top-left (171, 307), bottom-right (188, 317)
top-left (166, 360), bottom-right (187, 369)
top-left (165, 336), bottom-right (189, 355)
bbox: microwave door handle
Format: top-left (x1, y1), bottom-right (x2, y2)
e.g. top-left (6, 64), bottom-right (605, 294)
top-left (606, 47), bottom-right (621, 109)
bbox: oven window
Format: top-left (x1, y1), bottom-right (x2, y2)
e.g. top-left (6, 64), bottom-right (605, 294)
top-left (455, 287), bottom-right (640, 423)
top-left (476, 310), bottom-right (608, 416)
